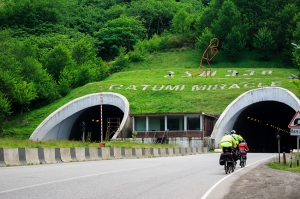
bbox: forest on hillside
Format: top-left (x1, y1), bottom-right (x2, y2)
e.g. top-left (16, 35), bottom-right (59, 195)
top-left (0, 0), bottom-right (300, 132)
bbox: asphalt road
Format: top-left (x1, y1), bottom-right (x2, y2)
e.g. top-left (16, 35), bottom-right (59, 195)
top-left (0, 153), bottom-right (275, 199)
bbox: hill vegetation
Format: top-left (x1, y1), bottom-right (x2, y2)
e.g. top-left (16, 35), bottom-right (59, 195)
top-left (1, 0), bottom-right (300, 139)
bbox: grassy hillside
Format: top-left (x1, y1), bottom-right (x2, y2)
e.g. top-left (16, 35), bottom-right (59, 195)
top-left (3, 49), bottom-right (300, 139)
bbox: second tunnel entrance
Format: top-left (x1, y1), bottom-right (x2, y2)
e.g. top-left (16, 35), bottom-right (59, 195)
top-left (233, 101), bottom-right (296, 153)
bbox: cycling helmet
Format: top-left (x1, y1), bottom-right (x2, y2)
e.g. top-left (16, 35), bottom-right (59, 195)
top-left (230, 130), bottom-right (236, 134)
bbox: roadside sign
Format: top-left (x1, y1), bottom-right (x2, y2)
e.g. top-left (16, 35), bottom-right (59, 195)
top-left (288, 110), bottom-right (300, 128)
top-left (290, 128), bottom-right (300, 136)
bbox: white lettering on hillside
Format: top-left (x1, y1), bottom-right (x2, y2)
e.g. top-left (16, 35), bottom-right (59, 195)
top-left (125, 85), bottom-right (137, 90)
top-left (182, 71), bottom-right (192, 78)
top-left (271, 81), bottom-right (281, 86)
top-left (165, 85), bottom-right (180, 90)
top-left (262, 70), bottom-right (273, 75)
top-left (243, 70), bottom-right (255, 76)
top-left (108, 82), bottom-right (281, 91)
top-left (109, 85), bottom-right (123, 90)
top-left (162, 69), bottom-right (273, 78)
top-left (229, 84), bottom-right (240, 89)
top-left (226, 70), bottom-right (239, 76)
top-left (199, 71), bottom-right (217, 77)
top-left (152, 85), bottom-right (164, 91)
top-left (142, 85), bottom-right (151, 90)
top-left (244, 83), bottom-right (255, 88)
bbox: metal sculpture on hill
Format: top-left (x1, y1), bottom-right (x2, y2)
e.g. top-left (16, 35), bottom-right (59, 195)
top-left (192, 38), bottom-right (219, 78)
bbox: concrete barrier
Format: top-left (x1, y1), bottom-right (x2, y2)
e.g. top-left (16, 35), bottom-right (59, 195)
top-left (114, 148), bottom-right (122, 159)
top-left (180, 148), bottom-right (186, 156)
top-left (38, 148), bottom-right (46, 164)
top-left (121, 148), bottom-right (126, 159)
top-left (191, 147), bottom-right (196, 155)
top-left (25, 148), bottom-right (40, 165)
top-left (0, 148), bottom-right (5, 166)
top-left (44, 148), bottom-right (56, 164)
top-left (60, 148), bottom-right (72, 162)
top-left (110, 148), bottom-right (115, 159)
top-left (70, 148), bottom-right (77, 161)
top-left (55, 148), bottom-right (62, 163)
top-left (132, 148), bottom-right (136, 158)
top-left (160, 148), bottom-right (167, 157)
top-left (144, 148), bottom-right (151, 157)
top-left (153, 148), bottom-right (159, 157)
top-left (85, 148), bottom-right (91, 161)
top-left (186, 148), bottom-right (191, 155)
top-left (101, 148), bottom-right (111, 160)
top-left (18, 148), bottom-right (26, 165)
top-left (167, 148), bottom-right (174, 156)
top-left (0, 146), bottom-right (210, 167)
top-left (135, 148), bottom-right (143, 158)
top-left (97, 148), bottom-right (102, 160)
top-left (89, 148), bottom-right (100, 161)
top-left (197, 147), bottom-right (202, 154)
top-left (125, 148), bottom-right (133, 158)
top-left (4, 148), bottom-right (20, 166)
top-left (75, 148), bottom-right (86, 161)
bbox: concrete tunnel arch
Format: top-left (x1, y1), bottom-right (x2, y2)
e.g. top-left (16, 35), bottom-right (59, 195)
top-left (29, 92), bottom-right (130, 141)
top-left (212, 87), bottom-right (300, 150)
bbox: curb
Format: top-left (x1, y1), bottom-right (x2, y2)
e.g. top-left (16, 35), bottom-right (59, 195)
top-left (0, 147), bottom-right (208, 167)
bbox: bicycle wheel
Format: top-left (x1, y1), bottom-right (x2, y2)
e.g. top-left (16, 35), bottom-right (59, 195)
top-left (240, 159), bottom-right (244, 168)
top-left (225, 160), bottom-right (229, 174)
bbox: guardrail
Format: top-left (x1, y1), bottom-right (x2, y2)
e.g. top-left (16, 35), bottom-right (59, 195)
top-left (0, 147), bottom-right (208, 167)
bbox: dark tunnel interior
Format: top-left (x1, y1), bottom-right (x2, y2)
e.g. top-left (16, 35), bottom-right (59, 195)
top-left (69, 105), bottom-right (124, 142)
top-left (233, 101), bottom-right (297, 153)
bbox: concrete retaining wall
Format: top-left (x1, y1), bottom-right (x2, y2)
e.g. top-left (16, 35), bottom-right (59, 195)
top-left (0, 147), bottom-right (208, 167)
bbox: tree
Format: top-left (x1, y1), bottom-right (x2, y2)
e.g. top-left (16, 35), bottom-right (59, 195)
top-left (72, 39), bottom-right (97, 65)
top-left (41, 44), bottom-right (75, 81)
top-left (57, 67), bottom-right (73, 97)
top-left (195, 27), bottom-right (214, 53)
top-left (127, 0), bottom-right (177, 38)
top-left (171, 8), bottom-right (193, 36)
top-left (21, 57), bottom-right (58, 104)
top-left (94, 15), bottom-right (146, 60)
top-left (222, 26), bottom-right (246, 60)
top-left (0, 92), bottom-right (11, 134)
top-left (252, 27), bottom-right (277, 60)
top-left (211, 0), bottom-right (242, 44)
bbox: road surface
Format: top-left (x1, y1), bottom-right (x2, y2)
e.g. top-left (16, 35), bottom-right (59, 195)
top-left (0, 153), bottom-right (274, 199)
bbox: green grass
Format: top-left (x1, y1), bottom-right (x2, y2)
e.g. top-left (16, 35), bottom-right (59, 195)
top-left (267, 156), bottom-right (300, 173)
top-left (0, 138), bottom-right (181, 148)
top-left (2, 49), bottom-right (300, 140)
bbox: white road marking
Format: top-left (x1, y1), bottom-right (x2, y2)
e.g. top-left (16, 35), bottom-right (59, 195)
top-left (0, 164), bottom-right (162, 194)
top-left (201, 155), bottom-right (275, 199)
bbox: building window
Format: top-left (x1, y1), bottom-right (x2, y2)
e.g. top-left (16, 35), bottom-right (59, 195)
top-left (187, 115), bottom-right (201, 130)
top-left (167, 116), bottom-right (184, 130)
top-left (134, 116), bottom-right (146, 131)
top-left (148, 116), bottom-right (164, 131)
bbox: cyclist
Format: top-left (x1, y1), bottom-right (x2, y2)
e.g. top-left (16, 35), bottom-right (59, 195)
top-left (220, 132), bottom-right (236, 153)
top-left (219, 132), bottom-right (236, 166)
top-left (238, 139), bottom-right (249, 159)
top-left (231, 130), bottom-right (241, 161)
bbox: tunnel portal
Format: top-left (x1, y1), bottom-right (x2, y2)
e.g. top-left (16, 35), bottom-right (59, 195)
top-left (233, 101), bottom-right (296, 153)
top-left (69, 105), bottom-right (124, 142)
